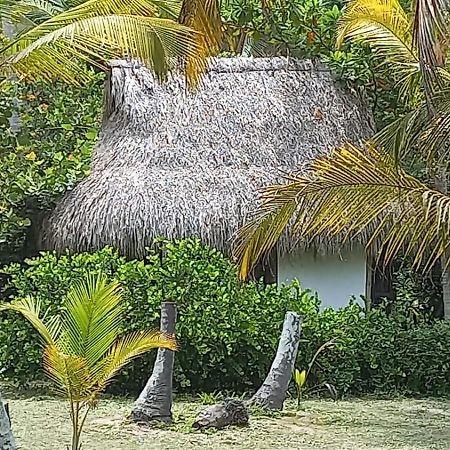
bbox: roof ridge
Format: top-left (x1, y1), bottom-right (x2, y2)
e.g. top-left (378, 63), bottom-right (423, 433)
top-left (108, 57), bottom-right (332, 74)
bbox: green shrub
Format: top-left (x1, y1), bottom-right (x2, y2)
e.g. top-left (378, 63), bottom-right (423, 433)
top-left (1, 239), bottom-right (449, 396)
top-left (0, 71), bottom-right (103, 260)
top-left (297, 301), bottom-right (450, 396)
top-left (0, 240), bottom-right (308, 392)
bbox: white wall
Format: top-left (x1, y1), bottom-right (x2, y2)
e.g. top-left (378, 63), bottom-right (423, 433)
top-left (277, 248), bottom-right (367, 309)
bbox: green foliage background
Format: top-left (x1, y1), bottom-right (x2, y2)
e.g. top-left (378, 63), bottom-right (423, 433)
top-left (1, 240), bottom-right (450, 396)
top-left (0, 71), bottom-right (103, 260)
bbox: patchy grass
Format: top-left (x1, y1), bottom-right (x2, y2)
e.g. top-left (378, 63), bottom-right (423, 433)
top-left (4, 389), bottom-right (450, 450)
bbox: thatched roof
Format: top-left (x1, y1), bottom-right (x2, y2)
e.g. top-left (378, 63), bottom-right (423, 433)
top-left (44, 57), bottom-right (375, 258)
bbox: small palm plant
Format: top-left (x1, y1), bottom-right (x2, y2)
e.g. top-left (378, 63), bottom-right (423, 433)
top-left (0, 274), bottom-right (177, 450)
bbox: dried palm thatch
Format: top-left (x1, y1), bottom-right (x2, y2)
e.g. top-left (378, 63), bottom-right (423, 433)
top-left (44, 57), bottom-right (375, 258)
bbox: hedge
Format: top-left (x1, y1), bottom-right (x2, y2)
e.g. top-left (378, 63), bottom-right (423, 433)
top-left (1, 239), bottom-right (449, 396)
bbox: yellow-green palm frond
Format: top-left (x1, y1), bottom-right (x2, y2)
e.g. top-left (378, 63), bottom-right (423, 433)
top-left (337, 0), bottom-right (422, 100)
top-left (10, 0), bottom-right (176, 31)
top-left (373, 86), bottom-right (450, 165)
top-left (234, 144), bottom-right (450, 278)
top-left (44, 345), bottom-right (94, 400)
top-left (372, 106), bottom-right (430, 163)
top-left (0, 296), bottom-right (60, 345)
top-left (337, 0), bottom-right (413, 58)
top-left (0, 274), bottom-right (178, 410)
top-left (178, 0), bottom-right (221, 85)
top-left (234, 191), bottom-right (299, 280)
top-left (94, 330), bottom-right (178, 391)
top-left (0, 0), bottom-right (63, 25)
top-left (1, 0), bottom-right (204, 85)
top-left (61, 275), bottom-right (123, 367)
top-left (179, 0), bottom-right (221, 53)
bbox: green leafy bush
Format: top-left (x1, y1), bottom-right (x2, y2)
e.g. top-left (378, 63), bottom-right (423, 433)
top-left (297, 300), bottom-right (450, 396)
top-left (1, 239), bottom-right (449, 396)
top-left (0, 240), bottom-right (307, 392)
top-left (0, 72), bottom-right (103, 260)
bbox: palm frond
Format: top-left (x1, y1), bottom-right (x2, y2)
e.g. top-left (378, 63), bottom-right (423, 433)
top-left (412, 0), bottom-right (450, 98)
top-left (0, 296), bottom-right (59, 345)
top-left (178, 0), bottom-right (221, 86)
top-left (374, 87), bottom-right (450, 166)
top-left (1, 0), bottom-right (204, 84)
top-left (234, 144), bottom-right (450, 278)
top-left (43, 345), bottom-right (94, 400)
top-left (0, 0), bottom-right (64, 25)
top-left (94, 330), bottom-right (178, 390)
top-left (372, 105), bottom-right (429, 163)
top-left (61, 275), bottom-right (123, 368)
top-left (337, 0), bottom-right (421, 102)
top-left (1, 14), bottom-right (202, 84)
top-left (337, 0), bottom-right (415, 60)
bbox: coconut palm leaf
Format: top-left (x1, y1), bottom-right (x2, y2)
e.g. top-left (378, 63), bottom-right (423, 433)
top-left (337, 0), bottom-right (419, 99)
top-left (1, 14), bottom-right (202, 83)
top-left (61, 275), bottom-right (123, 366)
top-left (372, 86), bottom-right (450, 167)
top-left (94, 330), bottom-right (177, 389)
top-left (0, 0), bottom-right (64, 24)
top-left (234, 144), bottom-right (450, 278)
top-left (337, 0), bottom-right (450, 103)
top-left (372, 104), bottom-right (429, 163)
top-left (0, 0), bottom-right (204, 85)
top-left (178, 0), bottom-right (221, 85)
top-left (0, 274), bottom-right (177, 399)
top-left (0, 296), bottom-right (60, 345)
top-left (43, 345), bottom-right (94, 400)
top-left (411, 0), bottom-right (450, 97)
top-left (0, 274), bottom-right (177, 449)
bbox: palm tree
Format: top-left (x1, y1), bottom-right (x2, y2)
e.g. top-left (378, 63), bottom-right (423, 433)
top-left (234, 0), bottom-right (450, 318)
top-left (0, 274), bottom-right (177, 450)
top-left (0, 391), bottom-right (16, 450)
top-left (0, 0), bottom-right (222, 86)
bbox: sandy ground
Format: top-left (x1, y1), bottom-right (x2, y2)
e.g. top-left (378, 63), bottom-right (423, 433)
top-left (5, 393), bottom-right (450, 450)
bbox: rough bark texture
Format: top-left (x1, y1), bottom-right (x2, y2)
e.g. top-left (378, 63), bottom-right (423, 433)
top-left (0, 393), bottom-right (15, 450)
top-left (442, 252), bottom-right (450, 320)
top-left (249, 311), bottom-right (302, 410)
top-left (131, 302), bottom-right (177, 424)
top-left (435, 172), bottom-right (450, 320)
top-left (192, 399), bottom-right (249, 430)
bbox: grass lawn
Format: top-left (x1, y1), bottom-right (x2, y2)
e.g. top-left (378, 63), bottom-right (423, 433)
top-left (5, 390), bottom-right (450, 450)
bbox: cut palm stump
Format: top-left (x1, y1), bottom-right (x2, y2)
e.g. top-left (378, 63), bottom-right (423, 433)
top-left (0, 392), bottom-right (16, 450)
top-left (192, 399), bottom-right (249, 430)
top-left (248, 311), bottom-right (302, 410)
top-left (131, 302), bottom-right (177, 424)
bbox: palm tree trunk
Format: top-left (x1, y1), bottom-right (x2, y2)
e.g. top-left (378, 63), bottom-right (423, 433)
top-left (2, 20), bottom-right (21, 135)
top-left (441, 255), bottom-right (450, 319)
top-left (249, 311), bottom-right (302, 410)
top-left (435, 170), bottom-right (450, 320)
top-left (131, 302), bottom-right (177, 424)
top-left (0, 392), bottom-right (16, 450)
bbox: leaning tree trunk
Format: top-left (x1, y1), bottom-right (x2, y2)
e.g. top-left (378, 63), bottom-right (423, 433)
top-left (249, 311), bottom-right (302, 410)
top-left (131, 302), bottom-right (177, 424)
top-left (0, 393), bottom-right (15, 450)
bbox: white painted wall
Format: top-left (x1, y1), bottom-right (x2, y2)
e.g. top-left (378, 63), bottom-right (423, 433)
top-left (277, 248), bottom-right (367, 309)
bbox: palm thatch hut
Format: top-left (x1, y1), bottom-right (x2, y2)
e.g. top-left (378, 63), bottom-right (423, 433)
top-left (44, 57), bottom-right (376, 308)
